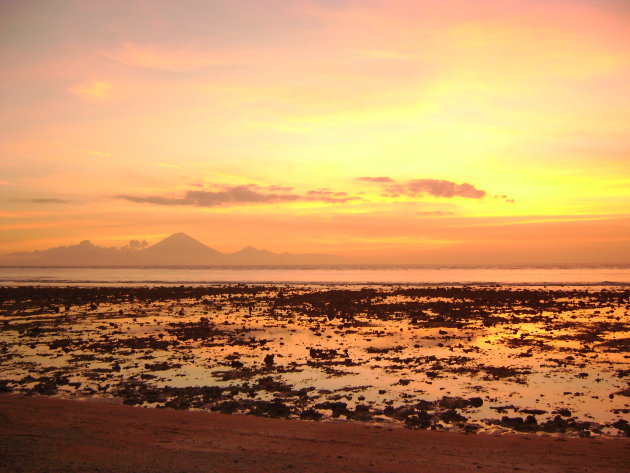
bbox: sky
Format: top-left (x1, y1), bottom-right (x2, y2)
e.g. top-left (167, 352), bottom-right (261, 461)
top-left (1, 0), bottom-right (629, 264)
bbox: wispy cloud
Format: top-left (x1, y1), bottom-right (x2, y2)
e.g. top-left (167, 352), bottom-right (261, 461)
top-left (69, 81), bottom-right (114, 102)
top-left (102, 42), bottom-right (248, 72)
top-left (118, 177), bottom-right (512, 209)
top-left (117, 184), bottom-right (357, 208)
top-left (357, 177), bottom-right (395, 183)
top-left (85, 149), bottom-right (112, 158)
top-left (27, 198), bottom-right (71, 204)
top-left (358, 177), bottom-right (489, 199)
top-left (417, 211), bottom-right (456, 216)
top-left (398, 179), bottom-right (486, 199)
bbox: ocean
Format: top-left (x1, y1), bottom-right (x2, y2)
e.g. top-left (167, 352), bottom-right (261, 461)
top-left (0, 264), bottom-right (629, 286)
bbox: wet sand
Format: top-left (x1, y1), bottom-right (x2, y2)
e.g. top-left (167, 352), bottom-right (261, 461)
top-left (1, 394), bottom-right (628, 473)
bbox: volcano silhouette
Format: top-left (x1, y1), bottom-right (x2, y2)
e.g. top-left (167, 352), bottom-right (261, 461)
top-left (1, 233), bottom-right (340, 266)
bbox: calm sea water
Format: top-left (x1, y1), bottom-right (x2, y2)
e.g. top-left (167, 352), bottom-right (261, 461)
top-left (0, 265), bottom-right (629, 286)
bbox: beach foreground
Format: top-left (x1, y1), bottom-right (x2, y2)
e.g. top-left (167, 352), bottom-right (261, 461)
top-left (1, 394), bottom-right (628, 473)
top-left (1, 285), bottom-right (629, 437)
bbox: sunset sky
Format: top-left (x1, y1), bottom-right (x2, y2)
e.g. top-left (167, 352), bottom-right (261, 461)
top-left (1, 0), bottom-right (629, 264)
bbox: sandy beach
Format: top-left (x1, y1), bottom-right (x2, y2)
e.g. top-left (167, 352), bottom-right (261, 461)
top-left (1, 394), bottom-right (628, 473)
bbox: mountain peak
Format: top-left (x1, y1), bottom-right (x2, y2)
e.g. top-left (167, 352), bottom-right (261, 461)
top-left (164, 232), bottom-right (194, 241)
top-left (147, 233), bottom-right (222, 257)
top-left (233, 246), bottom-right (273, 255)
top-left (0, 233), bottom-right (341, 266)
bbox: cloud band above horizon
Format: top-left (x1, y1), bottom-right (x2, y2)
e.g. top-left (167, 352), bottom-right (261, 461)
top-left (116, 178), bottom-right (502, 208)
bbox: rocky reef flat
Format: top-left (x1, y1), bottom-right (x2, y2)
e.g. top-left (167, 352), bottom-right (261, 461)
top-left (0, 285), bottom-right (628, 438)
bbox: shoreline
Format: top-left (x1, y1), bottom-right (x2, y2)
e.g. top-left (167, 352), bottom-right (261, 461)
top-left (2, 281), bottom-right (630, 287)
top-left (2, 264), bottom-right (630, 288)
top-left (1, 394), bottom-right (628, 473)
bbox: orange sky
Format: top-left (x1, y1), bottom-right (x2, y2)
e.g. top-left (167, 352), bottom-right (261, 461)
top-left (1, 0), bottom-right (629, 264)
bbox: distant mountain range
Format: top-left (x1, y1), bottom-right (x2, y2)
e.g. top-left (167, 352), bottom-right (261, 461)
top-left (0, 233), bottom-right (341, 266)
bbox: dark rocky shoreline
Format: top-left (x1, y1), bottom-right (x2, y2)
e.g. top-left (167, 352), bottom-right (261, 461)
top-left (1, 285), bottom-right (628, 437)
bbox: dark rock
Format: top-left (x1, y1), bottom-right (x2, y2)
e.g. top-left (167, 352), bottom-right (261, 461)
top-left (314, 401), bottom-right (349, 417)
top-left (248, 399), bottom-right (292, 418)
top-left (299, 408), bottom-right (323, 420)
top-left (264, 354), bottom-right (275, 365)
top-left (524, 415), bottom-right (538, 425)
top-left (612, 419), bottom-right (630, 437)
top-left (437, 396), bottom-right (482, 410)
top-left (144, 362), bottom-right (181, 371)
top-left (468, 397), bottom-right (483, 408)
top-left (0, 380), bottom-right (12, 393)
top-left (164, 396), bottom-right (192, 410)
top-left (405, 410), bottom-right (433, 429)
top-left (464, 423), bottom-right (481, 433)
top-left (439, 409), bottom-right (468, 423)
top-left (499, 416), bottom-right (538, 433)
top-left (540, 415), bottom-right (568, 433)
top-left (48, 339), bottom-right (73, 350)
top-left (348, 404), bottom-right (373, 421)
top-left (213, 400), bottom-right (241, 414)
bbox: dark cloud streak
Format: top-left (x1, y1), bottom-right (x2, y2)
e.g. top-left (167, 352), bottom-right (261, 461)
top-left (23, 198), bottom-right (71, 204)
top-left (116, 195), bottom-right (190, 206)
top-left (117, 177), bottom-right (511, 209)
top-left (403, 179), bottom-right (486, 198)
top-left (357, 176), bottom-right (395, 183)
top-left (117, 184), bottom-right (356, 208)
top-left (358, 177), bottom-right (503, 200)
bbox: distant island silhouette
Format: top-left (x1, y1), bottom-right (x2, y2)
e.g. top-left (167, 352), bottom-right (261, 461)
top-left (0, 233), bottom-right (341, 266)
